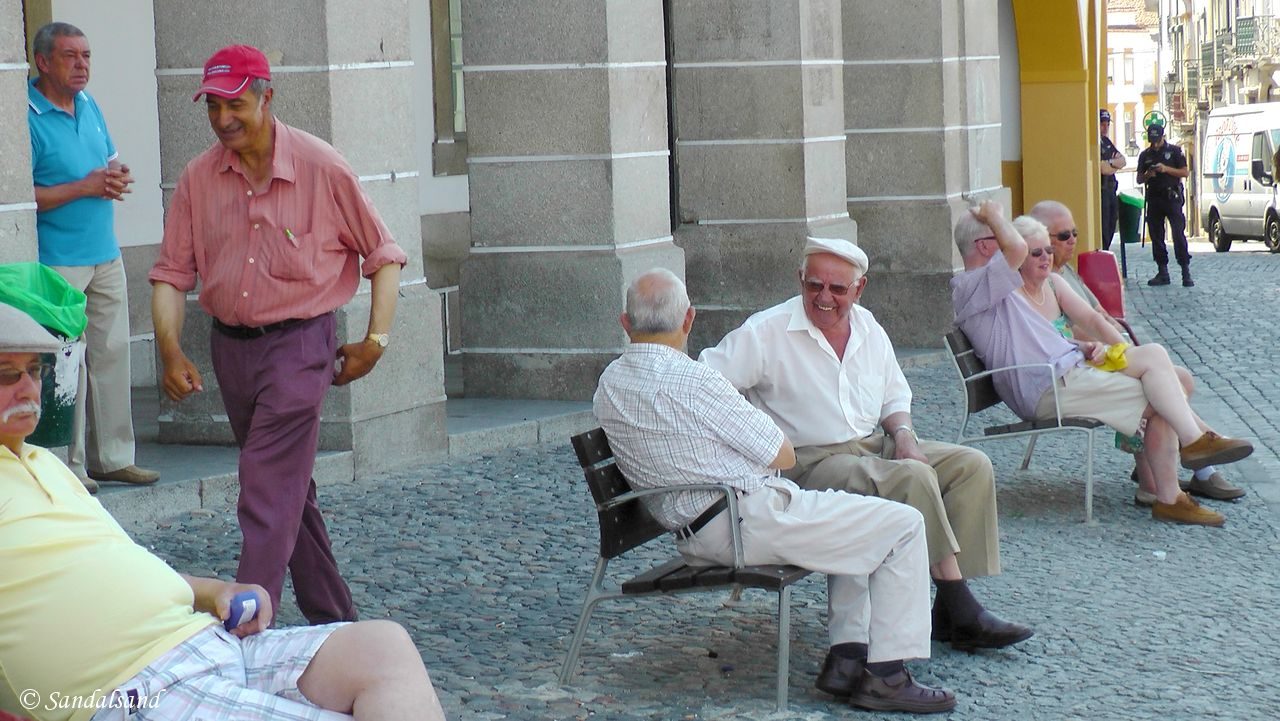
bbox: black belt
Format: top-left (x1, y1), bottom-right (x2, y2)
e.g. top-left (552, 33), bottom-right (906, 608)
top-left (674, 496), bottom-right (730, 541)
top-left (212, 317), bottom-right (308, 339)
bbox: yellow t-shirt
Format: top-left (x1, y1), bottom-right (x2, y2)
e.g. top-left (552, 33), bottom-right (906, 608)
top-left (0, 444), bottom-right (215, 721)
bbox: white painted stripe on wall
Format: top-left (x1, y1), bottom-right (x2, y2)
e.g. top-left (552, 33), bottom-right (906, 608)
top-left (845, 184), bottom-right (1004, 203)
top-left (672, 59), bottom-right (842, 68)
top-left (464, 347), bottom-right (625, 355)
top-left (156, 61), bottom-right (413, 76)
top-left (0, 62), bottom-right (29, 71)
top-left (845, 122), bottom-right (1002, 134)
top-left (357, 171), bottom-right (421, 182)
top-left (844, 55), bottom-right (999, 66)
top-left (677, 135), bottom-right (845, 146)
top-left (695, 211), bottom-right (850, 225)
top-left (462, 61), bottom-right (666, 72)
top-left (469, 236), bottom-right (674, 254)
top-left (160, 172), bottom-right (419, 190)
top-left (467, 150), bottom-right (669, 164)
top-left (0, 202), bottom-right (37, 213)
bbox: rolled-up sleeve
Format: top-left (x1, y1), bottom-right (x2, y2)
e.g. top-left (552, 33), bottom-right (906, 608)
top-left (329, 164), bottom-right (408, 278)
top-left (148, 175), bottom-right (199, 292)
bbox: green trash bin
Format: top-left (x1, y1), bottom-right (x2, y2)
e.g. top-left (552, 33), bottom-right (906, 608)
top-left (1118, 191), bottom-right (1144, 244)
top-left (0, 263), bottom-right (88, 447)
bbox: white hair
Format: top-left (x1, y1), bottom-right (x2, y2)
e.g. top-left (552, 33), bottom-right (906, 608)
top-left (953, 213), bottom-right (991, 258)
top-left (1012, 215), bottom-right (1050, 243)
top-left (625, 268), bottom-right (689, 334)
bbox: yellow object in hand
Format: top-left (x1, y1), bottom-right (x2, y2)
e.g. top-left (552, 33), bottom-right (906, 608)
top-left (1088, 342), bottom-right (1130, 372)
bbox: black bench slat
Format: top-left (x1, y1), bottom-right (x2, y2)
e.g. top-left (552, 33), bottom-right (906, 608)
top-left (655, 564), bottom-right (711, 591)
top-left (733, 565), bottom-right (812, 590)
top-left (571, 427), bottom-right (613, 468)
top-left (621, 558), bottom-right (687, 594)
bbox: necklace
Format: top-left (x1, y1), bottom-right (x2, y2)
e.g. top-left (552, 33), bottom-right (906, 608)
top-left (1020, 284), bottom-right (1047, 306)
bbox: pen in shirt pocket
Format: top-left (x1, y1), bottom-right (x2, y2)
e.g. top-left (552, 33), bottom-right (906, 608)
top-left (284, 228), bottom-right (298, 246)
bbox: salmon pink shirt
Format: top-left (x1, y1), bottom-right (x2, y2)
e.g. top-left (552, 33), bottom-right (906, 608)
top-left (149, 120), bottom-right (407, 327)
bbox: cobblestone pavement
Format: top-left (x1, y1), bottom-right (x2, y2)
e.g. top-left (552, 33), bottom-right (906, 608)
top-left (132, 243), bottom-right (1280, 721)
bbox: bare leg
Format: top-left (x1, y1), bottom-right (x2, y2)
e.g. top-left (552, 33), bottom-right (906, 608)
top-left (1118, 345), bottom-right (1203, 444)
top-left (1134, 450), bottom-right (1157, 495)
top-left (930, 555), bottom-right (962, 581)
top-left (1140, 414), bottom-right (1184, 504)
top-left (298, 620), bottom-right (446, 721)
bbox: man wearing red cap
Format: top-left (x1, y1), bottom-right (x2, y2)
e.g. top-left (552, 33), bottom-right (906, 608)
top-left (149, 45), bottom-right (408, 625)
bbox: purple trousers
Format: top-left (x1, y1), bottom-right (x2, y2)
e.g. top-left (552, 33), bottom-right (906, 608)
top-left (210, 313), bottom-right (356, 624)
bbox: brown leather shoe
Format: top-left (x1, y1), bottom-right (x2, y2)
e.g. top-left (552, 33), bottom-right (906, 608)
top-left (1186, 471), bottom-right (1245, 501)
top-left (1179, 432), bottom-right (1253, 471)
top-left (88, 465), bottom-right (160, 485)
top-left (75, 473), bottom-right (99, 494)
top-left (849, 669), bottom-right (956, 714)
top-left (1152, 492), bottom-right (1226, 527)
top-left (815, 650), bottom-right (864, 698)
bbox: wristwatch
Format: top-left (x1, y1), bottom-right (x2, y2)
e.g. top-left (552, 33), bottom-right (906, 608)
top-left (365, 332), bottom-right (389, 348)
top-left (890, 425), bottom-right (919, 443)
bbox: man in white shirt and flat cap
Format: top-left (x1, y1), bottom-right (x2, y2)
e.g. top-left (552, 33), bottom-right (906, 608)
top-left (700, 236), bottom-right (1033, 667)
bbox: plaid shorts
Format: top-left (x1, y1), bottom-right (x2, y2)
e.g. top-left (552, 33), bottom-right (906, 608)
top-left (91, 623), bottom-right (352, 721)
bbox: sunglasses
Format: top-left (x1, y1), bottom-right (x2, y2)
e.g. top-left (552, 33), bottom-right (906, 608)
top-left (803, 279), bottom-right (853, 296)
top-left (0, 362), bottom-right (53, 387)
top-left (1027, 247), bottom-right (1050, 258)
top-left (1051, 229), bottom-right (1079, 242)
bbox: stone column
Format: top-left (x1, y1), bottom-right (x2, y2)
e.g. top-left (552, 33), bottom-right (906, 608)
top-left (670, 0), bottom-right (857, 353)
top-left (842, 0), bottom-right (1009, 346)
top-left (458, 0), bottom-right (680, 399)
top-left (0, 1), bottom-right (37, 265)
top-left (152, 1), bottom-right (446, 474)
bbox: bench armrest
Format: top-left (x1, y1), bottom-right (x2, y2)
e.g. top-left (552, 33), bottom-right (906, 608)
top-left (964, 361), bottom-right (1071, 422)
top-left (601, 483), bottom-right (746, 568)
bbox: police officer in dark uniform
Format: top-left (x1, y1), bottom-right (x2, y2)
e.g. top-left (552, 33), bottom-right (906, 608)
top-left (1099, 109), bottom-right (1125, 250)
top-left (1136, 123), bottom-right (1193, 287)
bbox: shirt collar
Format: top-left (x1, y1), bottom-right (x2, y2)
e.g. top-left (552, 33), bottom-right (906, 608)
top-left (783, 294), bottom-right (867, 358)
top-left (27, 77), bottom-right (82, 116)
top-left (0, 441), bottom-right (39, 463)
top-left (215, 118), bottom-right (297, 184)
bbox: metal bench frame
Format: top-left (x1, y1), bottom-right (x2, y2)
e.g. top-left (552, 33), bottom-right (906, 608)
top-left (559, 427), bottom-right (812, 711)
top-left (944, 328), bottom-right (1106, 523)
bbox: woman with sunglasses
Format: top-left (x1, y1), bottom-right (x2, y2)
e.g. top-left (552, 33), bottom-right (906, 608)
top-left (1010, 216), bottom-right (1243, 510)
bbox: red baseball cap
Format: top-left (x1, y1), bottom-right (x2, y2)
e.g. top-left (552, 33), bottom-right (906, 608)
top-left (192, 45), bottom-right (272, 101)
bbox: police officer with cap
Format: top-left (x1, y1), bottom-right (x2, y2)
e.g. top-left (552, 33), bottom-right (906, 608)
top-left (1136, 122), bottom-right (1193, 287)
top-left (1099, 109), bottom-right (1125, 250)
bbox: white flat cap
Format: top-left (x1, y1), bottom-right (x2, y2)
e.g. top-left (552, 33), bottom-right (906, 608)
top-left (0, 303), bottom-right (63, 354)
top-left (803, 236), bottom-right (869, 274)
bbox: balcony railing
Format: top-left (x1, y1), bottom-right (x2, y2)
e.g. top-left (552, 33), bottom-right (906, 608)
top-left (1237, 16), bottom-right (1259, 55)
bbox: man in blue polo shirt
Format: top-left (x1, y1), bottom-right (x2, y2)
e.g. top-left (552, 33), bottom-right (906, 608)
top-left (27, 21), bottom-right (157, 492)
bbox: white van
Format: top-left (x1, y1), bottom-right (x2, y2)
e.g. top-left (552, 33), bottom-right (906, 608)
top-left (1200, 102), bottom-right (1280, 252)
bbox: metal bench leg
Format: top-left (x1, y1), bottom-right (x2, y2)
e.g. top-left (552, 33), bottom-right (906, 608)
top-left (1020, 435), bottom-right (1038, 470)
top-left (559, 557), bottom-right (609, 684)
top-left (776, 586), bottom-right (792, 712)
top-left (726, 585), bottom-right (743, 604)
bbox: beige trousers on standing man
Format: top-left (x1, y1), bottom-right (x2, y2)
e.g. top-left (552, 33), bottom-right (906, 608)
top-left (50, 257), bottom-right (137, 477)
top-left (787, 433), bottom-right (1001, 579)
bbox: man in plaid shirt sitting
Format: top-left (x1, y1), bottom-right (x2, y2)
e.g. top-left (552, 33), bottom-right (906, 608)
top-left (593, 269), bottom-right (956, 714)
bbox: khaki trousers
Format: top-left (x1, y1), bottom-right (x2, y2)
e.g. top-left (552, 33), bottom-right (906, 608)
top-left (676, 479), bottom-right (931, 661)
top-left (50, 258), bottom-right (136, 476)
top-left (788, 434), bottom-right (1001, 579)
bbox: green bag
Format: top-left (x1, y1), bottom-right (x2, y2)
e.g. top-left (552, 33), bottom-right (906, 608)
top-left (0, 262), bottom-right (88, 338)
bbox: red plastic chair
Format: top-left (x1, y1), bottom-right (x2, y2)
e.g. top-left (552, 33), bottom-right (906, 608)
top-left (1076, 250), bottom-right (1140, 344)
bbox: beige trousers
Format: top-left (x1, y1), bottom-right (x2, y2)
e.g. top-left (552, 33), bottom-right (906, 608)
top-left (788, 434), bottom-right (1001, 579)
top-left (676, 479), bottom-right (931, 660)
top-left (50, 258), bottom-right (136, 476)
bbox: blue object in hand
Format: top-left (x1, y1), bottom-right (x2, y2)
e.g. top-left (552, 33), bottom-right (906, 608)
top-left (225, 590), bottom-right (260, 631)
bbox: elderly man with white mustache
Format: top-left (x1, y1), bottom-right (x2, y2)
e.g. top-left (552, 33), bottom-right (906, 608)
top-left (700, 237), bottom-right (1033, 695)
top-left (0, 303), bottom-right (445, 721)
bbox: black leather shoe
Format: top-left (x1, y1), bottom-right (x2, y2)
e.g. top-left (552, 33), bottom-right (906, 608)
top-left (1181, 269), bottom-right (1195, 287)
top-left (815, 650), bottom-right (864, 698)
top-left (946, 610), bottom-right (1034, 652)
top-left (849, 669), bottom-right (957, 714)
top-left (1148, 271), bottom-right (1171, 286)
